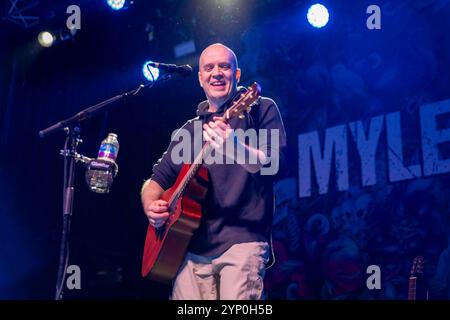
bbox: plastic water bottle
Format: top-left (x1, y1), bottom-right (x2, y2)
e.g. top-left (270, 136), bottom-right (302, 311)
top-left (86, 133), bottom-right (119, 193)
top-left (98, 133), bottom-right (119, 163)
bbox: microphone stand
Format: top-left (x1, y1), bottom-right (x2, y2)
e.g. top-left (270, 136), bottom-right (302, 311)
top-left (39, 75), bottom-right (173, 300)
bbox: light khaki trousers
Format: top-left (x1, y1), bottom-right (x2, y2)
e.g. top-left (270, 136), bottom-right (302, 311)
top-left (172, 241), bottom-right (269, 300)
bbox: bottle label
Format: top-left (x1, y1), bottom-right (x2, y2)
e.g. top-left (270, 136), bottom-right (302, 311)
top-left (98, 144), bottom-right (118, 161)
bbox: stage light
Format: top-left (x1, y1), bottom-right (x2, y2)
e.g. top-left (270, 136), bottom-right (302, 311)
top-left (106, 0), bottom-right (133, 10)
top-left (307, 3), bottom-right (329, 28)
top-left (107, 0), bottom-right (125, 10)
top-left (143, 61), bottom-right (159, 82)
top-left (38, 31), bottom-right (55, 47)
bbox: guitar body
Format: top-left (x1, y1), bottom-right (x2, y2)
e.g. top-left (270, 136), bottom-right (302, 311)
top-left (141, 164), bottom-right (209, 283)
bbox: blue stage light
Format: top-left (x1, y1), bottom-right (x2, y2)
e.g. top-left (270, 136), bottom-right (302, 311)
top-left (143, 61), bottom-right (159, 82)
top-left (307, 3), bottom-right (329, 28)
top-left (107, 0), bottom-right (126, 10)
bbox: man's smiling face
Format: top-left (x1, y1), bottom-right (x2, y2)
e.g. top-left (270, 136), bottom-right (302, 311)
top-left (198, 44), bottom-right (241, 108)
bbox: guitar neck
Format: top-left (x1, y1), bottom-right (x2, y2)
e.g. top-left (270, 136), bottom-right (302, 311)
top-left (408, 276), bottom-right (417, 300)
top-left (168, 141), bottom-right (213, 209)
top-left (165, 83), bottom-right (261, 209)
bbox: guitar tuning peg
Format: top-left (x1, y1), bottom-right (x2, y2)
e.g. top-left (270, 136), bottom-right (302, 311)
top-left (238, 114), bottom-right (246, 119)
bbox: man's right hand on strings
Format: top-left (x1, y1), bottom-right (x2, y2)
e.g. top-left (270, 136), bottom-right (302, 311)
top-left (145, 199), bottom-right (170, 228)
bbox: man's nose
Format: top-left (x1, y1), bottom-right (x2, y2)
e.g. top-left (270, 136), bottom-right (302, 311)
top-left (212, 66), bottom-right (223, 77)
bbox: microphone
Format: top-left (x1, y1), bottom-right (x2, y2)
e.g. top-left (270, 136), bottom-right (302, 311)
top-left (85, 133), bottom-right (119, 194)
top-left (148, 62), bottom-right (193, 77)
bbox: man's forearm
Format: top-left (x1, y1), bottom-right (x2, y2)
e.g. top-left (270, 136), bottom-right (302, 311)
top-left (141, 179), bottom-right (164, 208)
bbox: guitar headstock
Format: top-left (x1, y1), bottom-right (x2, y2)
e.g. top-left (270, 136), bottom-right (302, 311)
top-left (224, 82), bottom-right (261, 121)
top-left (410, 255), bottom-right (424, 277)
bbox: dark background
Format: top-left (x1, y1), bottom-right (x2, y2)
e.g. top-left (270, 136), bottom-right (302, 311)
top-left (1, 0), bottom-right (450, 299)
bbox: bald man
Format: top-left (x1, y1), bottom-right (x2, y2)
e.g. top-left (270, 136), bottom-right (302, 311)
top-left (141, 43), bottom-right (286, 300)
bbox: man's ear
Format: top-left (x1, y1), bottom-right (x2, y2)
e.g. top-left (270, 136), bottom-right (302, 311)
top-left (235, 68), bottom-right (241, 84)
top-left (198, 71), bottom-right (203, 87)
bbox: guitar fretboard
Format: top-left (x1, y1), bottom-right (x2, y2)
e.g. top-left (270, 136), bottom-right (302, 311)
top-left (166, 83), bottom-right (260, 210)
